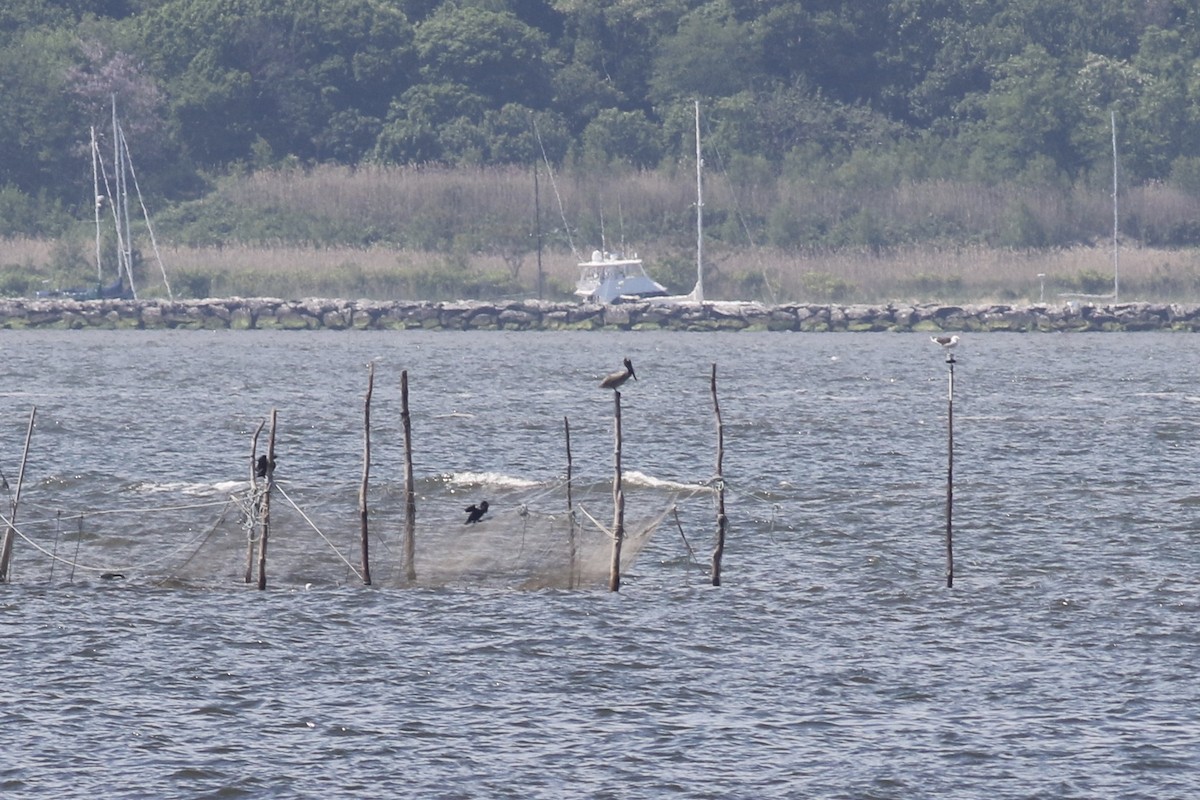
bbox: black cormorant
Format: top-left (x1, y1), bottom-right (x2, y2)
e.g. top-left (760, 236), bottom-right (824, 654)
top-left (464, 501), bottom-right (489, 524)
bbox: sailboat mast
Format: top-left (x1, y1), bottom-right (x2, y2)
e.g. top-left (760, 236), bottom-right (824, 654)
top-left (119, 126), bottom-right (135, 290)
top-left (111, 95), bottom-right (128, 287)
top-left (91, 127), bottom-right (103, 283)
top-left (1112, 110), bottom-right (1119, 303)
top-left (694, 100), bottom-right (704, 302)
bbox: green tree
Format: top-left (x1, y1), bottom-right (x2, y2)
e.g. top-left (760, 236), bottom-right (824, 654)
top-left (414, 6), bottom-right (552, 110)
top-left (580, 108), bottom-right (661, 168)
top-left (137, 0), bottom-right (414, 165)
top-left (649, 1), bottom-right (763, 104)
top-left (0, 28), bottom-right (86, 201)
top-left (966, 44), bottom-right (1091, 181)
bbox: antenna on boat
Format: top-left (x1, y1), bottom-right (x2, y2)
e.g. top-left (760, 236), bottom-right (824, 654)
top-left (617, 195), bottom-right (627, 256)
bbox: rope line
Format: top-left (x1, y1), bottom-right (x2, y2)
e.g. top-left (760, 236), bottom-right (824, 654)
top-left (157, 504), bottom-right (233, 585)
top-left (1, 501), bottom-right (234, 575)
top-left (22, 497), bottom-right (231, 522)
top-left (275, 485), bottom-right (364, 581)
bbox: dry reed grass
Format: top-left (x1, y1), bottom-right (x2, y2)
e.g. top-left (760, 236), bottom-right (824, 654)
top-left (7, 234), bottom-right (1200, 303)
top-left (6, 161), bottom-right (1200, 302)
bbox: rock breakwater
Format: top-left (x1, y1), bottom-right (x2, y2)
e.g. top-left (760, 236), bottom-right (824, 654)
top-left (2, 297), bottom-right (1199, 332)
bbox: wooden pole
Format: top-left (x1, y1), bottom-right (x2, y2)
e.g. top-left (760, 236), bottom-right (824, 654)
top-left (608, 391), bottom-right (625, 592)
top-left (710, 364), bottom-right (727, 586)
top-left (564, 415), bottom-right (576, 589)
top-left (359, 362), bottom-right (374, 586)
top-left (0, 406), bottom-right (35, 583)
top-left (256, 409), bottom-right (277, 590)
top-left (946, 355), bottom-right (955, 588)
top-left (245, 419), bottom-right (265, 583)
top-left (401, 370), bottom-right (417, 582)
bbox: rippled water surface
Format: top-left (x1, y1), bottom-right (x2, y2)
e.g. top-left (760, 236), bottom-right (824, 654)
top-left (3, 330), bottom-right (1200, 798)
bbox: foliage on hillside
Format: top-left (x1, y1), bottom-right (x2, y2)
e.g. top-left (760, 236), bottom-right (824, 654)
top-left (3, 0), bottom-right (1200, 252)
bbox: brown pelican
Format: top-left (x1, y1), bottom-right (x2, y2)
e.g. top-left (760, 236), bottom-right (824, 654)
top-left (464, 501), bottom-right (489, 524)
top-left (600, 357), bottom-right (637, 390)
top-left (930, 335), bottom-right (960, 351)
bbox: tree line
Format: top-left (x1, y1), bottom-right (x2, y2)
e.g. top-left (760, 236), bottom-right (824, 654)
top-left (3, 0), bottom-right (1200, 246)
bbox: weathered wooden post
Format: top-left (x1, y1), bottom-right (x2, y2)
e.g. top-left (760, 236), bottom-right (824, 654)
top-left (359, 362), bottom-right (375, 586)
top-left (945, 352), bottom-right (956, 589)
top-left (564, 415), bottom-right (577, 589)
top-left (401, 370), bottom-right (417, 583)
top-left (0, 406), bottom-right (35, 583)
top-left (245, 419), bottom-right (265, 583)
top-left (609, 391), bottom-right (625, 592)
top-left (256, 409), bottom-right (277, 590)
top-left (710, 364), bottom-right (727, 586)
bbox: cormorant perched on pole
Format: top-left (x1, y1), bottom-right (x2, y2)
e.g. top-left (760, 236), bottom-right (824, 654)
top-left (464, 501), bottom-right (489, 524)
top-left (600, 357), bottom-right (636, 390)
top-left (255, 455), bottom-right (276, 478)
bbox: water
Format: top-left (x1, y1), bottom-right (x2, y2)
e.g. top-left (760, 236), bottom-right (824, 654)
top-left (3, 330), bottom-right (1200, 798)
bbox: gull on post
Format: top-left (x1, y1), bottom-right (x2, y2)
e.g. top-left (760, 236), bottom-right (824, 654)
top-left (930, 335), bottom-right (960, 362)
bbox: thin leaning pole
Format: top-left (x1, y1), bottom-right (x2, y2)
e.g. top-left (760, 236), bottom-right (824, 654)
top-left (0, 406), bottom-right (35, 583)
top-left (564, 416), bottom-right (577, 590)
top-left (710, 364), bottom-right (727, 586)
top-left (401, 370), bottom-right (417, 583)
top-left (359, 362), bottom-right (375, 586)
top-left (945, 352), bottom-right (956, 589)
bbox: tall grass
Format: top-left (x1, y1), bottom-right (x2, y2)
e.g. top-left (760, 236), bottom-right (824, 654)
top-left (5, 163), bottom-right (1200, 303)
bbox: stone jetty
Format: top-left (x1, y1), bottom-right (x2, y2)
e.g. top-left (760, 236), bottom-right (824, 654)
top-left (1, 296), bottom-right (1198, 332)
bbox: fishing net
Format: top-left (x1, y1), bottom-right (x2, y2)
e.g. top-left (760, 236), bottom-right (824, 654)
top-left (2, 471), bottom-right (710, 590)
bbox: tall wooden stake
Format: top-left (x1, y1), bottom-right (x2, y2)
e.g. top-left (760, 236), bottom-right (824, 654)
top-left (359, 363), bottom-right (374, 586)
top-left (245, 419), bottom-right (265, 583)
top-left (564, 415), bottom-right (577, 589)
top-left (710, 364), bottom-right (727, 586)
top-left (0, 406), bottom-right (35, 583)
top-left (256, 409), bottom-right (277, 590)
top-left (609, 391), bottom-right (625, 592)
top-left (401, 370), bottom-right (417, 582)
top-left (946, 355), bottom-right (955, 588)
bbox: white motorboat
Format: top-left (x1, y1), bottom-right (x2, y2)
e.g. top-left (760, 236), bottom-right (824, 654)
top-left (574, 249), bottom-right (667, 304)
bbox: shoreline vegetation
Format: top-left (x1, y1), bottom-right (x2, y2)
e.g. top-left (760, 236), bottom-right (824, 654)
top-left (4, 165), bottom-right (1200, 305)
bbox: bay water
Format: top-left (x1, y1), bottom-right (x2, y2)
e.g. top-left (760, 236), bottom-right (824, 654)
top-left (2, 330), bottom-right (1199, 798)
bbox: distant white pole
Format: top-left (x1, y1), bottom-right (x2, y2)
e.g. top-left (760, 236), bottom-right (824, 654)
top-left (91, 127), bottom-right (103, 283)
top-left (1112, 111), bottom-right (1119, 303)
top-left (694, 100), bottom-right (704, 303)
